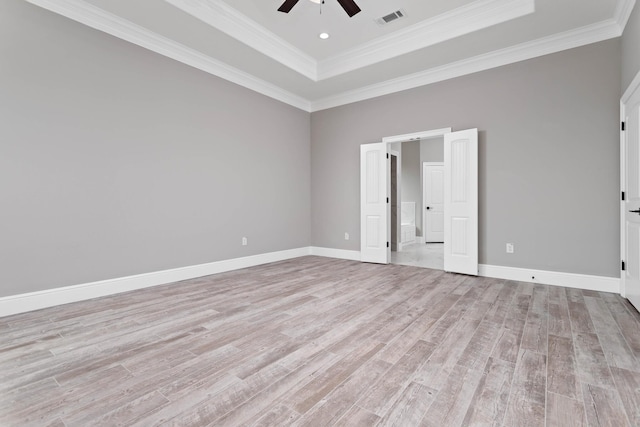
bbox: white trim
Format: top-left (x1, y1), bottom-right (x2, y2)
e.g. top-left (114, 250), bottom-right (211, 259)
top-left (306, 249), bottom-right (620, 293)
top-left (317, 0), bottom-right (535, 80)
top-left (24, 0), bottom-right (311, 112)
top-left (478, 264), bottom-right (620, 294)
top-left (310, 19), bottom-right (622, 111)
top-left (389, 149), bottom-right (401, 253)
top-left (167, 0), bottom-right (533, 82)
top-left (383, 128), bottom-right (452, 144)
top-left (164, 0), bottom-right (317, 81)
top-left (309, 247), bottom-right (361, 261)
top-left (27, 0), bottom-right (629, 112)
top-left (615, 0), bottom-right (637, 31)
top-left (0, 247), bottom-right (311, 317)
top-left (621, 99), bottom-right (627, 298)
top-left (1, 248), bottom-right (623, 317)
top-left (307, 248), bottom-right (622, 294)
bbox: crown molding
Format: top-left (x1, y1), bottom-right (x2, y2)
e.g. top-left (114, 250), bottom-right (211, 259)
top-left (25, 0), bottom-right (311, 111)
top-left (24, 0), bottom-right (632, 113)
top-left (164, 0), bottom-right (533, 82)
top-left (164, 0), bottom-right (318, 81)
top-left (317, 0), bottom-right (535, 80)
top-left (310, 19), bottom-right (622, 112)
top-left (615, 0), bottom-right (637, 31)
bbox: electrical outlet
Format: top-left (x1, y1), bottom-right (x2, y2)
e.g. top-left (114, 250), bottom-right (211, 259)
top-left (344, 232), bottom-right (350, 240)
top-left (242, 237), bottom-right (248, 246)
top-left (506, 243), bottom-right (514, 254)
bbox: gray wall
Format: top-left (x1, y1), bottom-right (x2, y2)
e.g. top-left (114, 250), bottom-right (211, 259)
top-left (421, 138), bottom-right (445, 163)
top-left (311, 39), bottom-right (621, 278)
top-left (0, 0), bottom-right (625, 299)
top-left (623, 2), bottom-right (640, 92)
top-left (0, 0), bottom-right (311, 297)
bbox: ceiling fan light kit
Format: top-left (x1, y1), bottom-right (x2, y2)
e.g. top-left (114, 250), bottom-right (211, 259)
top-left (278, 0), bottom-right (361, 17)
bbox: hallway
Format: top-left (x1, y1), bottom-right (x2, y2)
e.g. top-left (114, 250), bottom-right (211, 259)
top-left (391, 243), bottom-right (444, 270)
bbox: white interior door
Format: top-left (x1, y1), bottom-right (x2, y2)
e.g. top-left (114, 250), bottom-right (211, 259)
top-left (361, 142), bottom-right (388, 264)
top-left (423, 163), bottom-right (445, 243)
top-left (623, 76), bottom-right (640, 310)
top-left (444, 129), bottom-right (478, 275)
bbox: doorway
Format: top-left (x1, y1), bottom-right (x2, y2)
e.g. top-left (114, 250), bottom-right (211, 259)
top-left (360, 127), bottom-right (479, 275)
top-left (389, 140), bottom-right (445, 270)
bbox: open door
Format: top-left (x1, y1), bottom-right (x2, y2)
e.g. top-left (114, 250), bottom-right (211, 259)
top-left (444, 129), bottom-right (478, 275)
top-left (360, 142), bottom-right (388, 264)
top-left (622, 74), bottom-right (640, 310)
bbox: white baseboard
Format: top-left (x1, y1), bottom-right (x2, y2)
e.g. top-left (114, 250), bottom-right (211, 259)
top-left (479, 264), bottom-right (620, 294)
top-left (0, 247), bottom-right (311, 317)
top-left (1, 248), bottom-right (621, 317)
top-left (308, 249), bottom-right (620, 293)
top-left (310, 246), bottom-right (361, 261)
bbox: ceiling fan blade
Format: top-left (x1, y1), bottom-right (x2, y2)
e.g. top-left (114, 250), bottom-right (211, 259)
top-left (336, 0), bottom-right (361, 17)
top-left (278, 0), bottom-right (300, 13)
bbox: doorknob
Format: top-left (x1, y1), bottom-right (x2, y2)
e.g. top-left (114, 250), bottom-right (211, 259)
top-left (426, 206), bottom-right (431, 210)
top-left (630, 208), bottom-right (640, 214)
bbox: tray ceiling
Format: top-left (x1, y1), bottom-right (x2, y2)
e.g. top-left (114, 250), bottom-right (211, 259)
top-left (26, 0), bottom-right (634, 111)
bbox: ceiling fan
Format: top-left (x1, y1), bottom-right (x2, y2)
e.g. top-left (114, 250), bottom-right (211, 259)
top-left (278, 0), bottom-right (361, 18)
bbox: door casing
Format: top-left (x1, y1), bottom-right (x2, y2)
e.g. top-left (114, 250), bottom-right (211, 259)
top-left (621, 70), bottom-right (640, 301)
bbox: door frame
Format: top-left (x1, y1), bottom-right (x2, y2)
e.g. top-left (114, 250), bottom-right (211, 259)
top-left (389, 149), bottom-right (401, 252)
top-left (378, 128), bottom-right (452, 264)
top-left (423, 162), bottom-right (445, 243)
top-left (620, 70), bottom-right (640, 297)
top-left (362, 126), bottom-right (480, 274)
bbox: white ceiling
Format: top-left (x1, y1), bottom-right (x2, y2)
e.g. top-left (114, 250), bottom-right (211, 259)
top-left (27, 0), bottom-right (635, 111)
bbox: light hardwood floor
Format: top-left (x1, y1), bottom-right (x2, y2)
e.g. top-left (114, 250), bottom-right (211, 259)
top-left (1, 256), bottom-right (639, 426)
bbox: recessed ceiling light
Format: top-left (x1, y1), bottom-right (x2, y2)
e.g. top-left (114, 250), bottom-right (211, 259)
top-left (319, 32), bottom-right (330, 39)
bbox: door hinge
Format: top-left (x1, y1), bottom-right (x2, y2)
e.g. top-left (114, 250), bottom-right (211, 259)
top-left (622, 121), bottom-right (626, 131)
top-left (387, 197), bottom-right (389, 203)
top-left (622, 191), bottom-right (626, 201)
top-left (387, 153), bottom-right (389, 159)
top-left (622, 261), bottom-right (626, 271)
top-left (387, 241), bottom-right (390, 248)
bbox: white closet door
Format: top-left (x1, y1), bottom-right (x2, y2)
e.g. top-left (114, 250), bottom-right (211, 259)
top-left (424, 163), bottom-right (445, 243)
top-left (360, 142), bottom-right (388, 264)
top-left (444, 129), bottom-right (478, 275)
top-left (623, 78), bottom-right (640, 310)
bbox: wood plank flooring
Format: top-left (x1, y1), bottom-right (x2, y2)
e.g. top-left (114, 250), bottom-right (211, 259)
top-left (1, 256), bottom-right (640, 426)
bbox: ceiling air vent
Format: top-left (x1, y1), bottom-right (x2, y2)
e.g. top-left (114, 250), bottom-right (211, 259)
top-left (375, 10), bottom-right (405, 26)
